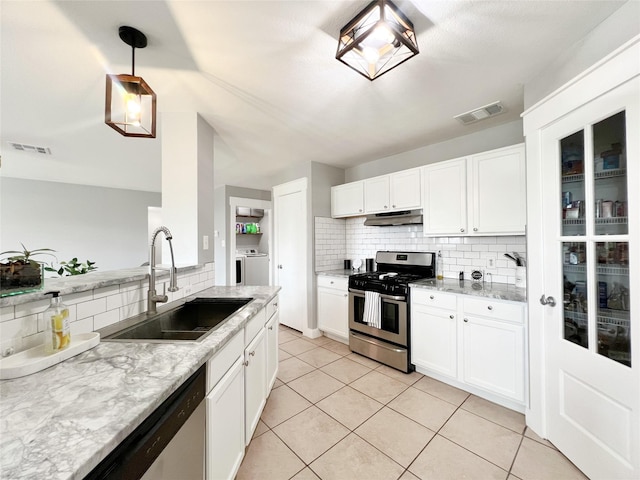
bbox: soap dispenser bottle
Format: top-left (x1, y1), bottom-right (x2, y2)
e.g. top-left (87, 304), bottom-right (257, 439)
top-left (436, 251), bottom-right (444, 280)
top-left (44, 291), bottom-right (71, 354)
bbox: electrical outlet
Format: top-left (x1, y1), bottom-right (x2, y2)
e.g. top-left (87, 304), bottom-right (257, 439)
top-left (488, 258), bottom-right (495, 268)
top-left (184, 285), bottom-right (193, 296)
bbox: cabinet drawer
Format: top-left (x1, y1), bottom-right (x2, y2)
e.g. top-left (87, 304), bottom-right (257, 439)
top-left (245, 307), bottom-right (267, 345)
top-left (266, 295), bottom-right (279, 321)
top-left (207, 331), bottom-right (243, 392)
top-left (317, 275), bottom-right (348, 290)
top-left (463, 297), bottom-right (524, 323)
top-left (411, 288), bottom-right (457, 310)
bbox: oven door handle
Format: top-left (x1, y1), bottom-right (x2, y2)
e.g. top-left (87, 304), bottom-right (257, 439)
top-left (348, 288), bottom-right (406, 302)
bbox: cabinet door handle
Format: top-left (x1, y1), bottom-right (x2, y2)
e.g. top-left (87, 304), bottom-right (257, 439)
top-left (539, 295), bottom-right (556, 307)
top-left (330, 281), bottom-right (334, 284)
top-left (487, 305), bottom-right (493, 311)
top-left (449, 315), bottom-right (454, 319)
top-left (344, 294), bottom-right (348, 297)
top-left (268, 326), bottom-right (273, 330)
top-left (384, 205), bottom-right (388, 209)
top-left (460, 228), bottom-right (465, 232)
top-left (359, 209), bottom-right (363, 212)
top-left (243, 360), bottom-right (249, 367)
top-left (463, 318), bottom-right (469, 322)
top-left (278, 264), bottom-right (283, 269)
top-left (392, 204), bottom-right (396, 208)
top-left (429, 295), bottom-right (435, 300)
top-left (473, 227), bottom-right (478, 232)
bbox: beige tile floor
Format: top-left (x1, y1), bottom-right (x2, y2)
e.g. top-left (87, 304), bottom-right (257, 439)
top-left (236, 326), bottom-right (588, 480)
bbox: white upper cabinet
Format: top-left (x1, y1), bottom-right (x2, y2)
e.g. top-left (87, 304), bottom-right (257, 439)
top-left (423, 144), bottom-right (526, 236)
top-left (364, 175), bottom-right (390, 213)
top-left (422, 158), bottom-right (468, 235)
top-left (331, 181), bottom-right (364, 217)
top-left (364, 168), bottom-right (421, 214)
top-left (470, 144), bottom-right (526, 234)
top-left (390, 168), bottom-right (422, 210)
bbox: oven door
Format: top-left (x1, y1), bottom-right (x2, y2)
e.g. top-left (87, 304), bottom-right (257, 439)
top-left (348, 288), bottom-right (407, 346)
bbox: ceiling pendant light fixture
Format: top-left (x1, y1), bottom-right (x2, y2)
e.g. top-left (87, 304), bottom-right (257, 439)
top-left (105, 26), bottom-right (157, 138)
top-left (336, 0), bottom-right (419, 80)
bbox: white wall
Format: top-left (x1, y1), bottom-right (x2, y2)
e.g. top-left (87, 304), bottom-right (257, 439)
top-left (0, 177), bottom-right (160, 272)
top-left (346, 119), bottom-right (524, 182)
top-left (524, 0), bottom-right (640, 109)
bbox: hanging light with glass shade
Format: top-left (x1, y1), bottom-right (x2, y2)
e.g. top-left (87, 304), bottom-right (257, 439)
top-left (105, 26), bottom-right (157, 138)
top-left (336, 0), bottom-right (419, 80)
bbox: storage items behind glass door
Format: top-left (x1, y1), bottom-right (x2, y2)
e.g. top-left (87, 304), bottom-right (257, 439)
top-left (561, 112), bottom-right (628, 237)
top-left (559, 110), bottom-right (630, 367)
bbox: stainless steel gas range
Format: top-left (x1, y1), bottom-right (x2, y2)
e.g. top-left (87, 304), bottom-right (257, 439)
top-left (348, 251), bottom-right (436, 373)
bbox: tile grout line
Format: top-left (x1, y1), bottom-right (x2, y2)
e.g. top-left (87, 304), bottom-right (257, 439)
top-left (273, 328), bottom-right (528, 480)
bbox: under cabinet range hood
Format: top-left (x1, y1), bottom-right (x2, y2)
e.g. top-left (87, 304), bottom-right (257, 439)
top-left (363, 209), bottom-right (423, 226)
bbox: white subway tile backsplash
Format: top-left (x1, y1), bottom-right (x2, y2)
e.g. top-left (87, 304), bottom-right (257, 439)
top-left (94, 309), bottom-right (121, 330)
top-left (77, 298), bottom-right (107, 320)
top-left (93, 285), bottom-right (120, 299)
top-left (316, 216), bottom-right (526, 283)
top-left (71, 317), bottom-right (94, 336)
top-left (14, 299), bottom-right (49, 319)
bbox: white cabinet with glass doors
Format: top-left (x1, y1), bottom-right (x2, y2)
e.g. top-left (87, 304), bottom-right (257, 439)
top-left (524, 38), bottom-right (639, 480)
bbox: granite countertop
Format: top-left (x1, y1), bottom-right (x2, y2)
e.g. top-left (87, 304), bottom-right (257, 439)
top-left (316, 269), bottom-right (366, 278)
top-left (0, 285), bottom-right (280, 480)
top-left (0, 265), bottom-right (201, 308)
top-left (410, 278), bottom-right (527, 303)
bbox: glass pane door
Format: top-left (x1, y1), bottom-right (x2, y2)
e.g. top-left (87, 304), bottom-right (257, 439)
top-left (559, 110), bottom-right (631, 367)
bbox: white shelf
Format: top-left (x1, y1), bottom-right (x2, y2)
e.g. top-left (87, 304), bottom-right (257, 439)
top-left (0, 332), bottom-right (100, 380)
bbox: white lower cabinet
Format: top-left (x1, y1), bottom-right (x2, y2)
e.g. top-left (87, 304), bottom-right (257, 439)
top-left (244, 326), bottom-right (267, 444)
top-left (206, 357), bottom-right (244, 480)
top-left (205, 331), bottom-right (245, 480)
top-left (411, 288), bottom-right (526, 410)
top-left (205, 296), bottom-right (280, 479)
top-left (411, 293), bottom-right (457, 378)
top-left (265, 296), bottom-right (279, 392)
top-left (317, 275), bottom-right (349, 341)
top-left (461, 315), bottom-right (525, 403)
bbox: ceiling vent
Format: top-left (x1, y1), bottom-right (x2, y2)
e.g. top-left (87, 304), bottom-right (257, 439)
top-left (8, 142), bottom-right (52, 155)
top-left (454, 101), bottom-right (505, 125)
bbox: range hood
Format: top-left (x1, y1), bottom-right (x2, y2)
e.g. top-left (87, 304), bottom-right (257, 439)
top-left (364, 209), bottom-right (423, 226)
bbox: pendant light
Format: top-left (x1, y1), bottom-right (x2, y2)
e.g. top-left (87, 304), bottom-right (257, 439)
top-left (105, 26), bottom-right (157, 138)
top-left (336, 0), bottom-right (419, 80)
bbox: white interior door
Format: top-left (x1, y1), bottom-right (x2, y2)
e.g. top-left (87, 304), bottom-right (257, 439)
top-left (540, 80), bottom-right (639, 479)
top-left (273, 178), bottom-right (307, 332)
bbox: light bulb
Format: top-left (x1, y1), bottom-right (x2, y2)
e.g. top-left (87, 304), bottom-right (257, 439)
top-left (125, 93), bottom-right (142, 126)
top-left (362, 46), bottom-right (380, 64)
top-left (371, 24), bottom-right (394, 45)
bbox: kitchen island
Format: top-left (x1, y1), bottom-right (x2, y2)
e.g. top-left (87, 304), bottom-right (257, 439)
top-left (0, 285), bottom-right (280, 480)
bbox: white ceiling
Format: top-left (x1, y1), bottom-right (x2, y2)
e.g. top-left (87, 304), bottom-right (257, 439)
top-left (0, 0), bottom-right (625, 192)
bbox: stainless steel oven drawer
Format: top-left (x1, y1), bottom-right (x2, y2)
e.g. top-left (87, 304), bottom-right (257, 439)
top-left (349, 331), bottom-right (409, 373)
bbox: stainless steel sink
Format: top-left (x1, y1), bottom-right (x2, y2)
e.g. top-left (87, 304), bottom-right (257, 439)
top-left (101, 297), bottom-right (253, 343)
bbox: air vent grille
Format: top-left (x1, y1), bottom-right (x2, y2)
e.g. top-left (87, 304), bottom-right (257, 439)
top-left (454, 101), bottom-right (505, 125)
top-left (9, 142), bottom-right (52, 155)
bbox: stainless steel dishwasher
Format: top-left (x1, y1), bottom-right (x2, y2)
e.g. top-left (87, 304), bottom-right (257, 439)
top-left (85, 365), bottom-right (206, 480)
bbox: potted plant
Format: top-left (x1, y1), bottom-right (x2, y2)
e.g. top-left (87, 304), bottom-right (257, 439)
top-left (46, 258), bottom-right (98, 276)
top-left (0, 244), bottom-right (57, 297)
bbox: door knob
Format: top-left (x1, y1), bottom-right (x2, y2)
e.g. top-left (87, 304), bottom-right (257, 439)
top-left (278, 264), bottom-right (283, 269)
top-left (539, 295), bottom-right (556, 307)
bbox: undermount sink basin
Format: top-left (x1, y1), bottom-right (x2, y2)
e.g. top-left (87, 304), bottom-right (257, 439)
top-left (101, 297), bottom-right (253, 343)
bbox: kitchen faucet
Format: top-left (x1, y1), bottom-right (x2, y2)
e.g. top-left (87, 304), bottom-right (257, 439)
top-left (147, 226), bottom-right (179, 315)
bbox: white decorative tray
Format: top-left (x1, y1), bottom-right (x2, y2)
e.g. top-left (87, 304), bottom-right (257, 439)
top-left (0, 332), bottom-right (100, 380)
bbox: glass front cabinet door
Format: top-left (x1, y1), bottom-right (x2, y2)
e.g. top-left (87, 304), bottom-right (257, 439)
top-left (560, 110), bottom-right (631, 365)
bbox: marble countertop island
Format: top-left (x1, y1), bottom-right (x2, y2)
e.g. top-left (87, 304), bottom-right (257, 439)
top-left (0, 285), bottom-right (280, 480)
